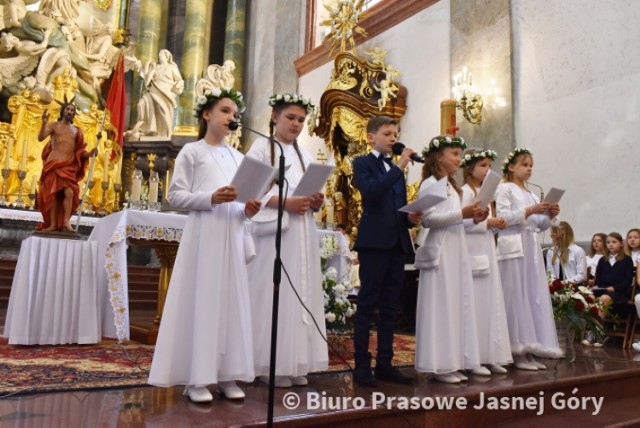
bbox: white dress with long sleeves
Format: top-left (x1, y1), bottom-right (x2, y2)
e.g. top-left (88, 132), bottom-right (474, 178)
top-left (461, 184), bottom-right (512, 366)
top-left (586, 254), bottom-right (603, 279)
top-left (495, 182), bottom-right (562, 357)
top-left (245, 137), bottom-right (328, 377)
top-left (545, 244), bottom-right (588, 284)
top-left (148, 140), bottom-right (255, 387)
top-left (415, 177), bottom-right (481, 374)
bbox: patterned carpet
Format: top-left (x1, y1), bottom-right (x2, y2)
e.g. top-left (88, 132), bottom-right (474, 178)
top-left (325, 332), bottom-right (416, 372)
top-left (0, 333), bottom-right (416, 394)
top-left (0, 338), bottom-right (154, 395)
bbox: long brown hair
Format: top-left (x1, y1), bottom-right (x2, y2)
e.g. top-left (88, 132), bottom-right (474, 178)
top-left (625, 228), bottom-right (640, 255)
top-left (196, 97), bottom-right (234, 140)
top-left (502, 153), bottom-right (532, 183)
top-left (606, 232), bottom-right (625, 261)
top-left (268, 103), bottom-right (306, 172)
top-left (588, 233), bottom-right (607, 258)
top-left (421, 148), bottom-right (462, 196)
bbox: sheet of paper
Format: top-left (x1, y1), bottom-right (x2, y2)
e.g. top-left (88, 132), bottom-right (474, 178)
top-left (230, 156), bottom-right (278, 203)
top-left (292, 163), bottom-right (335, 196)
top-left (543, 187), bottom-right (565, 205)
top-left (398, 176), bottom-right (448, 213)
top-left (473, 169), bottom-right (501, 208)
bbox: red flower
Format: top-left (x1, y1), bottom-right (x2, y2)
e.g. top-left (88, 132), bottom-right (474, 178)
top-left (550, 279), bottom-right (564, 293)
top-left (590, 306), bottom-right (599, 316)
top-left (586, 295), bottom-right (595, 304)
top-left (574, 300), bottom-right (585, 312)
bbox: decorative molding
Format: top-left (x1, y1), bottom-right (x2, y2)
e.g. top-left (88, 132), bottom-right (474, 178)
top-left (296, 0), bottom-right (440, 76)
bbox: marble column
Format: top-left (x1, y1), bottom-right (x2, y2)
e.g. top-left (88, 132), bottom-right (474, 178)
top-left (223, 0), bottom-right (247, 90)
top-left (130, 0), bottom-right (163, 126)
top-left (450, 0), bottom-right (514, 158)
top-left (175, 0), bottom-right (210, 135)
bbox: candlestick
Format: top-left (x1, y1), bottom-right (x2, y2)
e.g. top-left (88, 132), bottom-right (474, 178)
top-left (14, 170), bottom-right (27, 208)
top-left (148, 171), bottom-right (160, 211)
top-left (98, 179), bottom-right (109, 215)
top-left (326, 199), bottom-right (334, 225)
top-left (131, 169), bottom-right (142, 209)
top-left (30, 175), bottom-right (38, 194)
top-left (20, 140), bottom-right (27, 171)
top-left (114, 158), bottom-right (122, 184)
top-left (0, 168), bottom-right (9, 206)
top-left (4, 137), bottom-right (13, 170)
top-left (102, 152), bottom-right (109, 183)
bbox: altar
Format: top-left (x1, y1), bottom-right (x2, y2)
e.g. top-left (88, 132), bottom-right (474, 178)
top-left (88, 209), bottom-right (351, 343)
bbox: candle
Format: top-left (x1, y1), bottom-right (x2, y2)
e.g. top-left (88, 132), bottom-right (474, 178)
top-left (102, 152), bottom-right (109, 182)
top-left (4, 137), bottom-right (12, 170)
top-left (114, 159), bottom-right (122, 184)
top-left (326, 201), bottom-right (334, 224)
top-left (149, 172), bottom-right (159, 203)
top-left (30, 175), bottom-right (38, 194)
top-left (86, 151), bottom-right (96, 183)
top-left (131, 171), bottom-right (142, 201)
top-left (20, 140), bottom-right (27, 171)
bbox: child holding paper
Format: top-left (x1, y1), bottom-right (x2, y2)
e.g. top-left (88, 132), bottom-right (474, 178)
top-left (414, 136), bottom-right (488, 384)
top-left (495, 148), bottom-right (561, 371)
top-left (460, 148), bottom-right (512, 374)
top-left (352, 115), bottom-right (422, 387)
top-left (148, 76), bottom-right (261, 403)
top-left (245, 93), bottom-right (327, 388)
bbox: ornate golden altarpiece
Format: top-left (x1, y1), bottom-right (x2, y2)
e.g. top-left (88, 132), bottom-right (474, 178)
top-left (314, 50), bottom-right (410, 237)
top-left (0, 70), bottom-right (122, 213)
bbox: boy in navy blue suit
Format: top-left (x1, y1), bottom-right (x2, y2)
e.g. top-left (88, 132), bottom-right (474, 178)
top-left (352, 115), bottom-right (423, 386)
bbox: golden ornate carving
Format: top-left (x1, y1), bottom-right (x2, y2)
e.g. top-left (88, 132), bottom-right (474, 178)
top-left (320, 0), bottom-right (368, 56)
top-left (95, 0), bottom-right (113, 10)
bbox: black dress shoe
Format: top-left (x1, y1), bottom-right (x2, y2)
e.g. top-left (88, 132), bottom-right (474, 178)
top-left (353, 367), bottom-right (377, 387)
top-left (374, 365), bottom-right (414, 384)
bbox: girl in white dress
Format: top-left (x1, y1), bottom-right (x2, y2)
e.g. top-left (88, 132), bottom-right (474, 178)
top-left (586, 233), bottom-right (607, 287)
top-left (246, 93), bottom-right (327, 388)
top-left (495, 148), bottom-right (562, 371)
top-left (460, 148), bottom-right (512, 374)
top-left (148, 83), bottom-right (262, 403)
top-left (414, 136), bottom-right (488, 384)
top-left (546, 221), bottom-right (587, 286)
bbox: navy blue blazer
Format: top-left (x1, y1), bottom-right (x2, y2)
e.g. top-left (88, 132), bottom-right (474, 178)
top-left (353, 152), bottom-right (412, 253)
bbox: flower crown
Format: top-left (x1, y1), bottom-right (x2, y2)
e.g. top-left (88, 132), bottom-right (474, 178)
top-left (422, 135), bottom-right (467, 156)
top-left (193, 88), bottom-right (245, 118)
top-left (501, 147), bottom-right (533, 173)
top-left (459, 149), bottom-right (498, 168)
top-left (268, 93), bottom-right (315, 115)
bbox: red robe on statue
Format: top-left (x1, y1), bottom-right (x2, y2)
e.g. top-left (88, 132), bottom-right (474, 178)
top-left (36, 129), bottom-right (89, 231)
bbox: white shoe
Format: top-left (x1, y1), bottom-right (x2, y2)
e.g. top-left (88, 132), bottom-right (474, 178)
top-left (632, 341), bottom-right (640, 352)
top-left (184, 386), bottom-right (213, 403)
top-left (513, 354), bottom-right (538, 371)
top-left (526, 356), bottom-right (547, 370)
top-left (260, 375), bottom-right (292, 388)
top-left (487, 364), bottom-right (508, 374)
top-left (290, 375), bottom-right (308, 386)
top-left (218, 381), bottom-right (245, 400)
top-left (452, 371), bottom-right (468, 381)
top-left (433, 373), bottom-right (461, 384)
top-left (471, 366), bottom-right (492, 376)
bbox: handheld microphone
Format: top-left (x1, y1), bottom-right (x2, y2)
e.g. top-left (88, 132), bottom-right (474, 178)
top-left (392, 142), bottom-right (424, 163)
top-left (228, 121), bottom-right (239, 131)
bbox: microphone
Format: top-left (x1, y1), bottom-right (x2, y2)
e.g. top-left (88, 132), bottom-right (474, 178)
top-left (528, 182), bottom-right (544, 201)
top-left (392, 142), bottom-right (424, 163)
top-left (228, 121), bottom-right (239, 131)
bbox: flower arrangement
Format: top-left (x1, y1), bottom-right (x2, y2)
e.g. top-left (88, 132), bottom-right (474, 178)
top-left (459, 149), bottom-right (498, 168)
top-left (422, 135), bottom-right (467, 157)
top-left (501, 147), bottom-right (532, 173)
top-left (268, 93), bottom-right (316, 115)
top-left (320, 234), bottom-right (356, 333)
top-left (548, 276), bottom-right (607, 343)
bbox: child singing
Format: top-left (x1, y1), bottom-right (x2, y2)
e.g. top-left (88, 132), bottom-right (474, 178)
top-left (148, 79), bottom-right (261, 403)
top-left (495, 148), bottom-right (561, 371)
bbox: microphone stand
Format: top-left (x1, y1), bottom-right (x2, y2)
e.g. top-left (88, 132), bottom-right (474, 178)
top-left (235, 123), bottom-right (284, 427)
top-left (528, 181), bottom-right (544, 201)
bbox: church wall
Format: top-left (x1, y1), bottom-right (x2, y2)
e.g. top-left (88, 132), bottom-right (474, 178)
top-left (511, 0), bottom-right (640, 241)
top-left (298, 0), bottom-right (452, 185)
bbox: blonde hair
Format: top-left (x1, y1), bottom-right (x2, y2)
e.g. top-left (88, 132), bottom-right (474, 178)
top-left (551, 221), bottom-right (575, 265)
top-left (421, 149), bottom-right (462, 196)
top-left (502, 152), bottom-right (533, 183)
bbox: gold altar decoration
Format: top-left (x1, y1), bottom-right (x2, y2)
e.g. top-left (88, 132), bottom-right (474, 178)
top-left (320, 0), bottom-right (368, 56)
top-left (314, 50), bottom-right (407, 237)
top-left (0, 69), bottom-right (123, 214)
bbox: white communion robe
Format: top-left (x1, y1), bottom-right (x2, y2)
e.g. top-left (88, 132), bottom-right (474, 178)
top-left (495, 182), bottom-right (562, 357)
top-left (148, 140), bottom-right (255, 387)
top-left (461, 184), bottom-right (513, 367)
top-left (415, 177), bottom-right (481, 374)
top-left (245, 137), bottom-right (328, 377)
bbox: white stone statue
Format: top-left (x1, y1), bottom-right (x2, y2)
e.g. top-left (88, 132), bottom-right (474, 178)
top-left (0, 29), bottom-right (51, 89)
top-left (135, 49), bottom-right (184, 138)
top-left (81, 18), bottom-right (119, 90)
top-left (39, 0), bottom-right (82, 26)
top-left (0, 0), bottom-right (29, 31)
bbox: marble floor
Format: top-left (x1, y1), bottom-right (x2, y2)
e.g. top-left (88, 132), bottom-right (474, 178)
top-left (1, 311), bottom-right (640, 427)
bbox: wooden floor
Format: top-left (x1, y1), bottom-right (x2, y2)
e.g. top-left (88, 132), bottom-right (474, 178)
top-left (2, 310), bottom-right (640, 427)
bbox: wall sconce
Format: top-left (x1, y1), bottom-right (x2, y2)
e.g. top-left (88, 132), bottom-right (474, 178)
top-left (452, 67), bottom-right (483, 125)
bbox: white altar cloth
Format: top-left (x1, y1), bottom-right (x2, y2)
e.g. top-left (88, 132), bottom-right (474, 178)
top-left (3, 236), bottom-right (100, 345)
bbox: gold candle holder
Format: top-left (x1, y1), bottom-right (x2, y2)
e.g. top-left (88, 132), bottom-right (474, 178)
top-left (0, 168), bottom-right (9, 206)
top-left (84, 180), bottom-right (96, 215)
top-left (13, 170), bottom-right (27, 209)
top-left (98, 179), bottom-right (110, 215)
top-left (28, 193), bottom-right (36, 210)
top-left (114, 183), bottom-right (122, 211)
